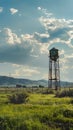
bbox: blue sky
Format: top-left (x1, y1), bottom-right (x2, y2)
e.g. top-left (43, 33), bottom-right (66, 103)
top-left (0, 0), bottom-right (73, 81)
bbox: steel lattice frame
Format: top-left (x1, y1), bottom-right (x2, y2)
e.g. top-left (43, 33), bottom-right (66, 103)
top-left (48, 57), bottom-right (61, 90)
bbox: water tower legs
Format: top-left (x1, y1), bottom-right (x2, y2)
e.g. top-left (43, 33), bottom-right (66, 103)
top-left (49, 58), bottom-right (60, 90)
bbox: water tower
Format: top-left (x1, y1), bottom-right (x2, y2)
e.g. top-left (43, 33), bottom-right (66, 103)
top-left (48, 48), bottom-right (60, 90)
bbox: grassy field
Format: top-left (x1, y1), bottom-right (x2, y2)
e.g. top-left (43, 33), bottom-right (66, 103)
top-left (0, 87), bottom-right (73, 130)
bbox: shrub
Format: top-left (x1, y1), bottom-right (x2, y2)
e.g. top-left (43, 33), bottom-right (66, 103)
top-left (48, 89), bottom-right (55, 94)
top-left (70, 99), bottom-right (73, 104)
top-left (63, 109), bottom-right (73, 118)
top-left (39, 85), bottom-right (44, 88)
top-left (43, 89), bottom-right (55, 94)
top-left (54, 116), bottom-right (73, 130)
top-left (8, 92), bottom-right (29, 104)
top-left (55, 89), bottom-right (73, 97)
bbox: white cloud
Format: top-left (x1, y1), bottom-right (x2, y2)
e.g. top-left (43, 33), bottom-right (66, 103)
top-left (42, 73), bottom-right (48, 80)
top-left (0, 7), bottom-right (3, 13)
top-left (40, 43), bottom-right (49, 54)
top-left (10, 8), bottom-right (18, 15)
top-left (39, 16), bottom-right (67, 31)
top-left (39, 14), bottom-right (73, 49)
top-left (12, 64), bottom-right (20, 68)
top-left (37, 7), bottom-right (41, 10)
top-left (65, 54), bottom-right (73, 59)
top-left (12, 65), bottom-right (40, 78)
top-left (37, 7), bottom-right (53, 17)
top-left (60, 52), bottom-right (73, 78)
top-left (21, 34), bottom-right (33, 41)
top-left (59, 49), bottom-right (65, 55)
top-left (34, 32), bottom-right (50, 39)
top-left (4, 28), bottom-right (21, 44)
top-left (21, 32), bottom-right (49, 55)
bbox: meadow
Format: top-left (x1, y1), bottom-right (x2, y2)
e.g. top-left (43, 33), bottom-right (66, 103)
top-left (0, 87), bottom-right (73, 130)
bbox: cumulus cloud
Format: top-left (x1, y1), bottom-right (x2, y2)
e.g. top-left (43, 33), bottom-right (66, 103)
top-left (11, 63), bottom-right (48, 80)
top-left (39, 15), bottom-right (73, 48)
top-left (10, 8), bottom-right (18, 15)
top-left (59, 51), bottom-right (73, 80)
top-left (0, 7), bottom-right (3, 13)
top-left (34, 32), bottom-right (50, 43)
top-left (12, 65), bottom-right (40, 78)
top-left (37, 7), bottom-right (53, 17)
top-left (0, 27), bottom-right (49, 71)
top-left (4, 28), bottom-right (21, 44)
top-left (37, 7), bottom-right (41, 10)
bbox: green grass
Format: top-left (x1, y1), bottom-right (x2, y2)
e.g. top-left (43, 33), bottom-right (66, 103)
top-left (0, 88), bottom-right (73, 130)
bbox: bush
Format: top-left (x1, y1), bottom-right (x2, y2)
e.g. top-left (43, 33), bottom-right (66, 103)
top-left (55, 89), bottom-right (73, 97)
top-left (70, 99), bottom-right (73, 104)
top-left (8, 92), bottom-right (29, 104)
top-left (63, 109), bottom-right (73, 118)
top-left (39, 85), bottom-right (44, 88)
top-left (42, 89), bottom-right (55, 94)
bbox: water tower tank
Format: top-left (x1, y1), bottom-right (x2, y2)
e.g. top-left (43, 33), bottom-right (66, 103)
top-left (49, 47), bottom-right (59, 61)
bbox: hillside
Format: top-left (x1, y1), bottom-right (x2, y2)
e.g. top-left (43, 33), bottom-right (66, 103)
top-left (0, 76), bottom-right (73, 87)
top-left (0, 76), bottom-right (48, 86)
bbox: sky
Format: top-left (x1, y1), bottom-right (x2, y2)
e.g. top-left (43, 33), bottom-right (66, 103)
top-left (0, 0), bottom-right (73, 81)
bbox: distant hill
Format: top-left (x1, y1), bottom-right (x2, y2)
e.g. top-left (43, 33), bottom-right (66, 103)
top-left (0, 76), bottom-right (73, 87)
top-left (0, 76), bottom-right (48, 87)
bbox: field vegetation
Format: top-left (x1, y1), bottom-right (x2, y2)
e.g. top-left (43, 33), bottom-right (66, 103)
top-left (0, 87), bottom-right (73, 130)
